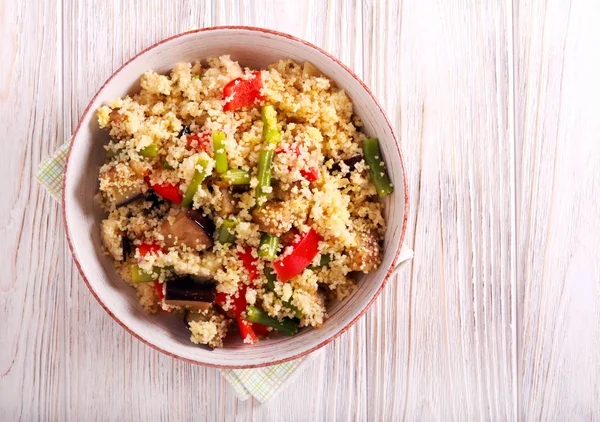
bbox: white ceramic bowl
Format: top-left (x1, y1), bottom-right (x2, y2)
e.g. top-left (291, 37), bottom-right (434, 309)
top-left (63, 26), bottom-right (408, 368)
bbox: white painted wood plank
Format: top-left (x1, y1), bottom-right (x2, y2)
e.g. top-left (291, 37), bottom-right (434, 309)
top-left (0, 0), bottom-right (521, 420)
top-left (515, 1), bottom-right (600, 420)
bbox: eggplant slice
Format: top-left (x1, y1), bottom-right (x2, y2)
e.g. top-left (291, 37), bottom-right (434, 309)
top-left (165, 276), bottom-right (216, 311)
top-left (331, 155), bottom-right (363, 175)
top-left (160, 210), bottom-right (214, 251)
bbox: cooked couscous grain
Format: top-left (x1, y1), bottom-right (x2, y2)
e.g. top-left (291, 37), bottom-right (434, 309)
top-left (96, 56), bottom-right (392, 347)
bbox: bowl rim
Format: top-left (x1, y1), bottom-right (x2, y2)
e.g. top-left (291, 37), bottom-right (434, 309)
top-left (62, 25), bottom-right (409, 369)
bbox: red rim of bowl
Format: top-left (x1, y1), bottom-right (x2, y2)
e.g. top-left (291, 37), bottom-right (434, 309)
top-left (62, 26), bottom-right (410, 369)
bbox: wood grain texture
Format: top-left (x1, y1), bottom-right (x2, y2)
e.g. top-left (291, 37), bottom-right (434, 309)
top-left (1, 0), bottom-right (598, 420)
top-left (515, 1), bottom-right (600, 420)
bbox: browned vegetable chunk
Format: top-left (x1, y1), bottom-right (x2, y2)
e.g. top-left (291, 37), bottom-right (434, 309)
top-left (251, 201), bottom-right (294, 236)
top-left (214, 181), bottom-right (237, 217)
top-left (164, 277), bottom-right (216, 312)
top-left (347, 231), bottom-right (382, 272)
top-left (160, 212), bottom-right (214, 251)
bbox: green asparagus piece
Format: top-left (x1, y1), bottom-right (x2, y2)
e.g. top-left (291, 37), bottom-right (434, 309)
top-left (262, 267), bottom-right (303, 318)
top-left (362, 138), bottom-right (393, 197)
top-left (140, 143), bottom-right (159, 158)
top-left (309, 254), bottom-right (331, 270)
top-left (255, 104), bottom-right (281, 208)
top-left (131, 265), bottom-right (174, 283)
top-left (258, 233), bottom-right (280, 259)
top-left (222, 169), bottom-right (251, 185)
top-left (181, 157), bottom-right (210, 207)
top-left (212, 130), bottom-right (228, 174)
top-left (218, 219), bottom-right (238, 243)
top-left (131, 264), bottom-right (156, 283)
top-left (264, 266), bottom-right (277, 291)
top-left (245, 306), bottom-right (299, 336)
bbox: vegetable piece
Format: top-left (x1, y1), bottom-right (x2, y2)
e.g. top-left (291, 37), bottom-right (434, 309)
top-left (147, 178), bottom-right (182, 204)
top-left (280, 228), bottom-right (300, 247)
top-left (273, 228), bottom-right (322, 282)
top-left (159, 211), bottom-right (214, 251)
top-left (238, 317), bottom-right (258, 344)
top-left (186, 208), bottom-right (216, 236)
top-left (140, 144), bottom-right (159, 158)
top-left (362, 138), bottom-right (393, 197)
top-left (217, 218), bottom-right (237, 243)
top-left (212, 130), bottom-right (228, 174)
top-left (309, 253), bottom-right (331, 269)
top-left (251, 322), bottom-right (271, 337)
top-left (213, 181), bottom-right (237, 216)
top-left (331, 155), bottom-right (363, 174)
top-left (164, 277), bottom-right (216, 311)
top-left (276, 143), bottom-right (319, 183)
top-left (163, 160), bottom-right (175, 170)
top-left (215, 284), bottom-right (247, 316)
top-left (131, 264), bottom-right (156, 283)
top-left (238, 247), bottom-right (258, 282)
top-left (181, 157), bottom-right (211, 207)
top-left (121, 233), bottom-right (131, 260)
top-left (223, 72), bottom-right (264, 111)
top-left (186, 132), bottom-right (211, 152)
top-left (255, 104), bottom-right (281, 208)
top-left (154, 281), bottom-right (165, 300)
top-left (258, 233), bottom-right (280, 259)
top-left (347, 231), bottom-right (382, 272)
top-left (264, 267), bottom-right (277, 291)
top-left (115, 190), bottom-right (145, 208)
top-left (245, 306), bottom-right (299, 336)
top-left (177, 125), bottom-right (192, 138)
top-left (263, 267), bottom-right (303, 318)
top-left (300, 166), bottom-right (319, 182)
top-left (221, 169), bottom-right (251, 186)
top-left (137, 242), bottom-right (162, 257)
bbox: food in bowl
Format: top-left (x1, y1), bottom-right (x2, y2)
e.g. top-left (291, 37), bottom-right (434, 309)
top-left (96, 56), bottom-right (393, 348)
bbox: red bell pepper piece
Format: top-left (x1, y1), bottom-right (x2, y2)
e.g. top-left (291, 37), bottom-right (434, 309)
top-left (146, 177), bottom-right (182, 203)
top-left (186, 131), bottom-right (212, 152)
top-left (216, 247), bottom-right (259, 315)
top-left (238, 317), bottom-right (258, 344)
top-left (215, 284), bottom-right (247, 316)
top-left (251, 322), bottom-right (270, 337)
top-left (223, 72), bottom-right (264, 111)
top-left (238, 247), bottom-right (258, 282)
top-left (273, 228), bottom-right (322, 282)
top-left (276, 144), bottom-right (319, 183)
top-left (138, 242), bottom-right (162, 257)
top-left (154, 281), bottom-right (165, 300)
top-left (300, 166), bottom-right (319, 182)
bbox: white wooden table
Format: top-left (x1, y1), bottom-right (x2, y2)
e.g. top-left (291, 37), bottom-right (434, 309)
top-left (2, 0), bottom-right (599, 420)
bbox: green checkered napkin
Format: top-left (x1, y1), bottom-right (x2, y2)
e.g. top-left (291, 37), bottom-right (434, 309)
top-left (37, 139), bottom-right (412, 402)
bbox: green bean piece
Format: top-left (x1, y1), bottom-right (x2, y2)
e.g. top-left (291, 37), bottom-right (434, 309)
top-left (245, 306), bottom-right (299, 336)
top-left (362, 138), bottom-right (393, 197)
top-left (222, 169), bottom-right (251, 185)
top-left (258, 233), bottom-right (280, 259)
top-left (309, 254), bottom-right (331, 270)
top-left (131, 264), bottom-right (156, 283)
top-left (262, 267), bottom-right (303, 318)
top-left (140, 143), bottom-right (159, 158)
top-left (264, 267), bottom-right (277, 291)
top-left (255, 104), bottom-right (281, 208)
top-left (212, 130), bottom-right (228, 174)
top-left (181, 157), bottom-right (210, 208)
top-left (218, 219), bottom-right (238, 243)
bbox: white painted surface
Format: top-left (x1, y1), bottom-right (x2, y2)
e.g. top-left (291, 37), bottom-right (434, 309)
top-left (1, 0), bottom-right (598, 420)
